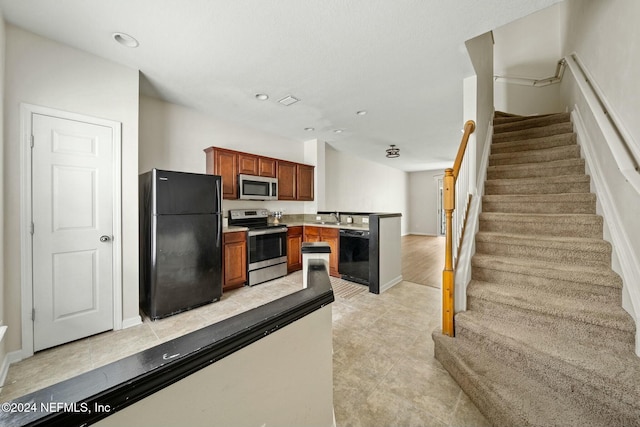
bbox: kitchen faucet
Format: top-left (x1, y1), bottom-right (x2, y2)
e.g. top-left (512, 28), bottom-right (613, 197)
top-left (330, 212), bottom-right (340, 223)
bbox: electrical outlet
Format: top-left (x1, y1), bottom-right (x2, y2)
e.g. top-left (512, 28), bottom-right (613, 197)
top-left (362, 217), bottom-right (369, 224)
top-left (316, 216), bottom-right (321, 221)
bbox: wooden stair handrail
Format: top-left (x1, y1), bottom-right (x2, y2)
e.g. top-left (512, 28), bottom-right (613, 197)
top-left (442, 120), bottom-right (476, 337)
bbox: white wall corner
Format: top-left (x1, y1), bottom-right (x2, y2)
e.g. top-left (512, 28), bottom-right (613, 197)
top-left (0, 350), bottom-right (24, 388)
top-left (0, 325), bottom-right (8, 387)
top-left (380, 275), bottom-right (403, 294)
top-left (572, 107), bottom-right (640, 356)
top-left (122, 315), bottom-right (143, 329)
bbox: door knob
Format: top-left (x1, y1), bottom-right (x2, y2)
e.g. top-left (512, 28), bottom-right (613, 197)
top-left (100, 235), bottom-right (111, 242)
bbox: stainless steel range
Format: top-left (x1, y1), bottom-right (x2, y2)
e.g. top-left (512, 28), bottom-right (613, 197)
top-left (228, 209), bottom-right (288, 286)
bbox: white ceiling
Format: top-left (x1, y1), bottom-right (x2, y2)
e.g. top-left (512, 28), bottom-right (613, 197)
top-left (0, 0), bottom-right (561, 171)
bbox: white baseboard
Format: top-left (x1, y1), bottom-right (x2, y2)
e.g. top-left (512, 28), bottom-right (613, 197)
top-left (0, 350), bottom-right (25, 388)
top-left (405, 232), bottom-right (439, 237)
top-left (122, 315), bottom-right (143, 329)
top-left (380, 275), bottom-right (403, 293)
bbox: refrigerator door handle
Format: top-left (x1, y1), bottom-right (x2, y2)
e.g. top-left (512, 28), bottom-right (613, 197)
top-left (216, 178), bottom-right (222, 212)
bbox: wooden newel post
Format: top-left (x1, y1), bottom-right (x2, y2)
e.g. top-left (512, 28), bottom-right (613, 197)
top-left (442, 168), bottom-right (455, 336)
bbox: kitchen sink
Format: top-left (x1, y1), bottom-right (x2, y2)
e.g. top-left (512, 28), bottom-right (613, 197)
top-left (314, 221), bottom-right (340, 225)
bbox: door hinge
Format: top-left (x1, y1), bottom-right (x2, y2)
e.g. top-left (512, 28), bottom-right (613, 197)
top-left (30, 135), bottom-right (34, 148)
top-left (32, 308), bottom-right (35, 321)
top-left (30, 222), bottom-right (34, 235)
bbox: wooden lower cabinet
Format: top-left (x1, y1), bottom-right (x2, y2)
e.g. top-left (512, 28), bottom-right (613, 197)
top-left (287, 226), bottom-right (303, 273)
top-left (303, 226), bottom-right (340, 278)
top-left (223, 231), bottom-right (247, 290)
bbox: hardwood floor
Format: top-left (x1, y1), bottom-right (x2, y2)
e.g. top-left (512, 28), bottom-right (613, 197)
top-left (402, 234), bottom-right (445, 288)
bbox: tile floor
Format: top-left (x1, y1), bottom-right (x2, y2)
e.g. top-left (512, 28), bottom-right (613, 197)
top-left (332, 279), bottom-right (489, 427)
top-left (1, 271), bottom-right (489, 426)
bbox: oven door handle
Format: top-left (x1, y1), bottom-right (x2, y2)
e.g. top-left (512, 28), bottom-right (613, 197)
top-left (248, 227), bottom-right (288, 237)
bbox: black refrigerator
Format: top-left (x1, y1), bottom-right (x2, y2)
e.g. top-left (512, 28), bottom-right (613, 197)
top-left (139, 169), bottom-right (223, 320)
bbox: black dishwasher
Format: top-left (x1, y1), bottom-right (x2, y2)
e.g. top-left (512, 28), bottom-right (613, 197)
top-left (339, 229), bottom-right (370, 285)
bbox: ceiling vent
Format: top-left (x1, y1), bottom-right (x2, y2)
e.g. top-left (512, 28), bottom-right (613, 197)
top-left (278, 95), bottom-right (300, 106)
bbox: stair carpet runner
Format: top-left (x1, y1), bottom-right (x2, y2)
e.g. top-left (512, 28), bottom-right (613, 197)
top-left (432, 111), bottom-right (640, 426)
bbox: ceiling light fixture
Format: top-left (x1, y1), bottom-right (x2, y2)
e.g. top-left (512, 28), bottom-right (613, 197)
top-left (333, 129), bottom-right (343, 134)
top-left (356, 110), bottom-right (367, 116)
top-left (278, 95), bottom-right (300, 106)
top-left (255, 93), bottom-right (269, 101)
top-left (386, 145), bottom-right (400, 158)
top-left (304, 127), bottom-right (315, 131)
top-left (112, 32), bottom-right (139, 48)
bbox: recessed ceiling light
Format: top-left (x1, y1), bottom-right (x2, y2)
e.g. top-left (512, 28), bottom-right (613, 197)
top-left (304, 127), bottom-right (315, 131)
top-left (255, 93), bottom-right (269, 101)
top-left (333, 129), bottom-right (343, 134)
top-left (356, 110), bottom-right (367, 116)
top-left (112, 32), bottom-right (139, 48)
top-left (278, 95), bottom-right (300, 106)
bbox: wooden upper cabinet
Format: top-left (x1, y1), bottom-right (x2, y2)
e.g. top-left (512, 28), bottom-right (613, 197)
top-left (237, 153), bottom-right (259, 176)
top-left (205, 147), bottom-right (237, 200)
top-left (258, 157), bottom-right (277, 178)
top-left (205, 146), bottom-right (314, 201)
top-left (297, 164), bottom-right (314, 201)
top-left (278, 161), bottom-right (297, 201)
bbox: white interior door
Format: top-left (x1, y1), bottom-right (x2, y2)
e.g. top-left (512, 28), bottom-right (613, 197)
top-left (31, 113), bottom-right (114, 351)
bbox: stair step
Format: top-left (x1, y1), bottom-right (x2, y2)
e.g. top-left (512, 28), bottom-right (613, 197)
top-left (482, 193), bottom-right (596, 214)
top-left (493, 112), bottom-right (571, 134)
top-left (454, 312), bottom-right (640, 426)
top-left (494, 111), bottom-right (524, 118)
top-left (484, 175), bottom-right (591, 195)
top-left (475, 231), bottom-right (611, 267)
top-left (471, 253), bottom-right (621, 302)
top-left (490, 133), bottom-right (577, 155)
top-left (433, 331), bottom-right (615, 427)
top-left (479, 212), bottom-right (602, 238)
top-left (489, 144), bottom-right (580, 166)
top-left (466, 280), bottom-right (635, 350)
top-left (492, 122), bottom-right (574, 144)
top-left (487, 158), bottom-right (585, 180)
top-left (493, 111), bottom-right (560, 124)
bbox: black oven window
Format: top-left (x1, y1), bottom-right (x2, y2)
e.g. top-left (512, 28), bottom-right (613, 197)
top-left (249, 233), bottom-right (286, 263)
top-left (243, 181), bottom-right (269, 196)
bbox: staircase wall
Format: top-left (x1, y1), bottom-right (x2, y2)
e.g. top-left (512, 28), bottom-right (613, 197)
top-left (560, 58), bottom-right (640, 355)
top-left (560, 0), bottom-right (640, 355)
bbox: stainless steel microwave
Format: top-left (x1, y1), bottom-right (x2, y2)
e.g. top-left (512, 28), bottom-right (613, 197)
top-left (238, 174), bottom-right (278, 200)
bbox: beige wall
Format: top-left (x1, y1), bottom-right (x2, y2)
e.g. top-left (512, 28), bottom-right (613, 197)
top-left (3, 25), bottom-right (140, 353)
top-left (0, 9), bottom-right (6, 376)
top-left (561, 0), bottom-right (640, 155)
top-left (139, 94), bottom-right (306, 173)
top-left (139, 95), bottom-right (311, 216)
top-left (559, 0), bottom-right (640, 352)
top-left (465, 31), bottom-right (494, 183)
top-left (323, 145), bottom-right (408, 234)
top-left (493, 4), bottom-right (565, 115)
top-left (96, 306), bottom-right (334, 427)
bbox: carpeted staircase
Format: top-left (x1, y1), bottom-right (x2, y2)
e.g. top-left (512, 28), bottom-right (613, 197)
top-left (433, 111), bottom-right (640, 426)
